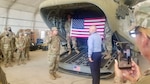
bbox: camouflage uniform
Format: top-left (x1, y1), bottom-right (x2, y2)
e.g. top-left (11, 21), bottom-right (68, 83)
top-left (0, 28), bottom-right (8, 61)
top-left (47, 27), bottom-right (61, 80)
top-left (1, 34), bottom-right (13, 67)
top-left (24, 33), bottom-right (31, 60)
top-left (65, 18), bottom-right (80, 54)
top-left (114, 69), bottom-right (150, 84)
top-left (7, 27), bottom-right (16, 62)
top-left (133, 1), bottom-right (150, 83)
top-left (15, 33), bottom-right (26, 65)
top-left (104, 21), bottom-right (112, 59)
top-left (114, 1), bottom-right (150, 84)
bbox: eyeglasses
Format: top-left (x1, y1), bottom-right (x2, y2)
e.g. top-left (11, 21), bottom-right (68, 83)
top-left (129, 26), bottom-right (141, 37)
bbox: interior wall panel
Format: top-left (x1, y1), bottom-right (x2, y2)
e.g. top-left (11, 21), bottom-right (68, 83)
top-left (35, 14), bottom-right (44, 21)
top-left (0, 8), bottom-right (7, 17)
top-left (9, 9), bottom-right (34, 20)
top-left (0, 8), bottom-right (7, 32)
top-left (0, 8), bottom-right (48, 39)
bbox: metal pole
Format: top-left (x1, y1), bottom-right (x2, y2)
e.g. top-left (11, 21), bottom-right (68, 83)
top-left (5, 0), bottom-right (17, 28)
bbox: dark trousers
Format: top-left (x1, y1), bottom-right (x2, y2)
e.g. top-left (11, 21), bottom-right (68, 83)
top-left (90, 52), bottom-right (101, 84)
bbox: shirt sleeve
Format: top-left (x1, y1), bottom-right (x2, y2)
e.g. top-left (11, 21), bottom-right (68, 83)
top-left (88, 36), bottom-right (93, 58)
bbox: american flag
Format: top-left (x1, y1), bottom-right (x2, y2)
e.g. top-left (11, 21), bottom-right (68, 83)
top-left (70, 17), bottom-right (105, 38)
top-left (73, 65), bottom-right (81, 71)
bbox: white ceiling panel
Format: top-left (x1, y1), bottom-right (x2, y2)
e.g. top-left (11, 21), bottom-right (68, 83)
top-left (0, 0), bottom-right (14, 8)
top-left (0, 0), bottom-right (46, 13)
top-left (9, 9), bottom-right (34, 20)
top-left (11, 3), bottom-right (36, 12)
top-left (0, 8), bottom-right (7, 17)
top-left (17, 0), bottom-right (42, 7)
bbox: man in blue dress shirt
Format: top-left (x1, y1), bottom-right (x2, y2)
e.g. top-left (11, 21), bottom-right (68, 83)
top-left (88, 25), bottom-right (102, 84)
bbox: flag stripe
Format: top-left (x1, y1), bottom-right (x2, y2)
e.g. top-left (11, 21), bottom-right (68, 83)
top-left (71, 35), bottom-right (104, 38)
top-left (84, 22), bottom-right (105, 26)
top-left (84, 26), bottom-right (105, 28)
top-left (71, 28), bottom-right (104, 32)
top-left (84, 19), bottom-right (106, 22)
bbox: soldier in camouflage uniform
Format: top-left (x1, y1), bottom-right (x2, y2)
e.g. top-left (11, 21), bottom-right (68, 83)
top-left (47, 27), bottom-right (61, 80)
top-left (24, 30), bottom-right (31, 60)
top-left (114, 1), bottom-right (150, 84)
top-left (103, 21), bottom-right (112, 59)
top-left (1, 32), bottom-right (13, 67)
top-left (15, 33), bottom-right (26, 65)
top-left (0, 28), bottom-right (8, 62)
top-left (7, 27), bottom-right (16, 62)
top-left (65, 14), bottom-right (80, 55)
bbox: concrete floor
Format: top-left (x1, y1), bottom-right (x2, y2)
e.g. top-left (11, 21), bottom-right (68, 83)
top-left (1, 50), bottom-right (150, 84)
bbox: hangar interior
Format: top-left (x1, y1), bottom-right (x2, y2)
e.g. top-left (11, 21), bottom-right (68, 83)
top-left (0, 0), bottom-right (49, 43)
top-left (0, 0), bottom-right (150, 84)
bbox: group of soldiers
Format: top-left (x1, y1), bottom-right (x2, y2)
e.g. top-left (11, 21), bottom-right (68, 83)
top-left (0, 27), bottom-right (31, 67)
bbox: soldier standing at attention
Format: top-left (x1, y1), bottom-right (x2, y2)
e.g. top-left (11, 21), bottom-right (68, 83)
top-left (103, 21), bottom-right (112, 59)
top-left (0, 28), bottom-right (8, 62)
top-left (7, 27), bottom-right (16, 62)
top-left (47, 27), bottom-right (61, 80)
top-left (15, 33), bottom-right (26, 65)
top-left (65, 14), bottom-right (80, 55)
top-left (1, 32), bottom-right (13, 67)
top-left (24, 30), bottom-right (31, 60)
top-left (88, 25), bottom-right (102, 84)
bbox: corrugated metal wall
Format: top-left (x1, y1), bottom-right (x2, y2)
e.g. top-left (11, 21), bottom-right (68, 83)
top-left (0, 7), bottom-right (49, 39)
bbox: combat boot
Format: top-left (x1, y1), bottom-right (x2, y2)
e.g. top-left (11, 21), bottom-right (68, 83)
top-left (27, 58), bottom-right (30, 61)
top-left (22, 60), bottom-right (26, 64)
top-left (9, 63), bottom-right (13, 67)
top-left (104, 52), bottom-right (111, 59)
top-left (49, 73), bottom-right (56, 80)
top-left (75, 49), bottom-right (80, 54)
top-left (54, 72), bottom-right (61, 78)
top-left (17, 60), bottom-right (20, 65)
top-left (4, 63), bottom-right (9, 68)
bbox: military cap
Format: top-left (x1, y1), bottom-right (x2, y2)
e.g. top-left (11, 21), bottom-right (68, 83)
top-left (51, 27), bottom-right (58, 31)
top-left (134, 0), bottom-right (150, 28)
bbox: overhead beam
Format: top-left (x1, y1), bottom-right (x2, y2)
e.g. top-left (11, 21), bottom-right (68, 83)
top-left (5, 0), bottom-right (17, 28)
top-left (32, 0), bottom-right (47, 30)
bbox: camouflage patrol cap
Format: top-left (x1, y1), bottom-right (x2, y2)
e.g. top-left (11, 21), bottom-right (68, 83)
top-left (134, 0), bottom-right (150, 28)
top-left (51, 27), bottom-right (58, 31)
